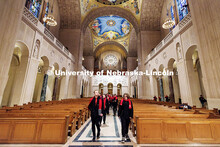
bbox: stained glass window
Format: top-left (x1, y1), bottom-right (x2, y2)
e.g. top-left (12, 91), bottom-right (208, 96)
top-left (176, 0), bottom-right (188, 21)
top-left (170, 5), bottom-right (175, 28)
top-left (25, 0), bottom-right (42, 18)
top-left (40, 1), bottom-right (49, 26)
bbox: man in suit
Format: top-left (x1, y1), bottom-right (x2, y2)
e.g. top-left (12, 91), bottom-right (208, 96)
top-left (88, 90), bottom-right (103, 141)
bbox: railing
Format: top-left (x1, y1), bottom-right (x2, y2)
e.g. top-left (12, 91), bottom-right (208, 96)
top-left (22, 7), bottom-right (73, 61)
top-left (23, 7), bottom-right (38, 26)
top-left (56, 39), bottom-right (64, 50)
top-left (179, 13), bottom-right (192, 30)
top-left (145, 12), bottom-right (192, 63)
top-left (64, 47), bottom-right (69, 55)
top-left (44, 28), bottom-right (55, 42)
top-left (155, 41), bottom-right (163, 51)
top-left (164, 31), bottom-right (173, 44)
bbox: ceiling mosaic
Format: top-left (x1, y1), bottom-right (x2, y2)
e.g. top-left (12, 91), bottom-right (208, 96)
top-left (95, 0), bottom-right (129, 5)
top-left (80, 0), bottom-right (142, 54)
top-left (81, 0), bottom-right (142, 24)
top-left (89, 15), bottom-right (131, 40)
top-left (93, 34), bottom-right (129, 51)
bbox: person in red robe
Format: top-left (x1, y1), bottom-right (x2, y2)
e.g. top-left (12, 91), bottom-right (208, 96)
top-left (118, 93), bottom-right (133, 143)
top-left (100, 94), bottom-right (109, 124)
top-left (88, 90), bottom-right (103, 141)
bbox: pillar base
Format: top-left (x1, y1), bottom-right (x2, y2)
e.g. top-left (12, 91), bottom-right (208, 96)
top-left (207, 98), bottom-right (220, 110)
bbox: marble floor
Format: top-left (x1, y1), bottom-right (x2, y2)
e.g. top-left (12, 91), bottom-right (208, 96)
top-left (1, 109), bottom-right (220, 147)
top-left (64, 109), bottom-right (136, 147)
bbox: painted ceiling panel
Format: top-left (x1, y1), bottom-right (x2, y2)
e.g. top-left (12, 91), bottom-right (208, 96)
top-left (90, 15), bottom-right (131, 40)
top-left (81, 0), bottom-right (142, 24)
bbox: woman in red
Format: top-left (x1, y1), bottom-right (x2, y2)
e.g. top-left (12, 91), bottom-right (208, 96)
top-left (118, 93), bottom-right (133, 143)
top-left (100, 94), bottom-right (109, 124)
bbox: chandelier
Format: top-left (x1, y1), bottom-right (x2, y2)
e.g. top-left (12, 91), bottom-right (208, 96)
top-left (162, 18), bottom-right (175, 29)
top-left (43, 0), bottom-right (57, 26)
top-left (43, 15), bottom-right (57, 26)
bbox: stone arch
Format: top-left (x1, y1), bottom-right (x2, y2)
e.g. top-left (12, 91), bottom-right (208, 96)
top-left (167, 58), bottom-right (176, 71)
top-left (81, 7), bottom-right (140, 35)
top-left (32, 56), bottom-right (50, 103)
top-left (53, 62), bottom-right (59, 71)
top-left (41, 56), bottom-right (50, 72)
top-left (107, 83), bottom-right (113, 95)
top-left (185, 45), bottom-right (205, 107)
top-left (185, 45), bottom-right (197, 60)
top-left (2, 41), bottom-right (29, 106)
top-left (15, 41), bottom-right (29, 57)
top-left (158, 64), bottom-right (164, 72)
top-left (117, 83), bottom-right (122, 96)
top-left (167, 58), bottom-right (181, 103)
top-left (99, 83), bottom-right (104, 95)
top-left (94, 41), bottom-right (128, 57)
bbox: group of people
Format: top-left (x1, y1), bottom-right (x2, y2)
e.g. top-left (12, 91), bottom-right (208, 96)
top-left (153, 95), bottom-right (207, 108)
top-left (153, 95), bottom-right (170, 102)
top-left (88, 90), bottom-right (133, 143)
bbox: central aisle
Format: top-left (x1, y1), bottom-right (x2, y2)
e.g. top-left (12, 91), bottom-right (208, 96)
top-left (64, 109), bottom-right (136, 147)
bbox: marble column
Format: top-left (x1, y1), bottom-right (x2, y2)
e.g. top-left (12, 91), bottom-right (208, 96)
top-left (52, 77), bottom-right (58, 100)
top-left (168, 76), bottom-right (175, 102)
top-left (159, 77), bottom-right (164, 101)
top-left (40, 74), bottom-right (48, 102)
top-left (59, 29), bottom-right (81, 98)
top-left (0, 0), bottom-right (26, 106)
top-left (59, 75), bottom-right (68, 100)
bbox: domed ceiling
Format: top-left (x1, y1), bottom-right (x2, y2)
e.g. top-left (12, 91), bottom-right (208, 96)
top-left (80, 0), bottom-right (142, 52)
top-left (81, 0), bottom-right (142, 23)
top-left (89, 15), bottom-right (131, 40)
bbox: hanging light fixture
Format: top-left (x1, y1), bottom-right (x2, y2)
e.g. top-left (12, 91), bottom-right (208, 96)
top-left (162, 4), bottom-right (175, 29)
top-left (162, 18), bottom-right (175, 29)
top-left (43, 15), bottom-right (57, 26)
top-left (43, 0), bottom-right (57, 26)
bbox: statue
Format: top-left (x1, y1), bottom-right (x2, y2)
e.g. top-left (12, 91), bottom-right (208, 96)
top-left (177, 44), bottom-right (182, 60)
top-left (33, 39), bottom-right (40, 58)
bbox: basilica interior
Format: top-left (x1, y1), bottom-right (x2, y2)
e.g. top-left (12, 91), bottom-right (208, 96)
top-left (0, 0), bottom-right (220, 146)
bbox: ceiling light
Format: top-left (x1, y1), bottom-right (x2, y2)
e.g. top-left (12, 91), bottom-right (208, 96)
top-left (162, 18), bottom-right (175, 29)
top-left (43, 15), bottom-right (57, 26)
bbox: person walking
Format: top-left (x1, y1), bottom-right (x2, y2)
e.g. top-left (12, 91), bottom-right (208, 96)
top-left (118, 93), bottom-right (133, 143)
top-left (88, 90), bottom-right (103, 141)
top-left (100, 94), bottom-right (109, 124)
top-left (112, 94), bottom-right (118, 116)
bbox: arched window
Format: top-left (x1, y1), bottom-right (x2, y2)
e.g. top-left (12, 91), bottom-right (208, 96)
top-left (176, 0), bottom-right (189, 21)
top-left (40, 1), bottom-right (49, 26)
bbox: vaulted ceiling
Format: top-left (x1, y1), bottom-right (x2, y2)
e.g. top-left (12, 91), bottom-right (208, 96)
top-left (57, 0), bottom-right (164, 31)
top-left (141, 0), bottom-right (164, 31)
top-left (57, 0), bottom-right (164, 58)
top-left (57, 0), bottom-right (81, 29)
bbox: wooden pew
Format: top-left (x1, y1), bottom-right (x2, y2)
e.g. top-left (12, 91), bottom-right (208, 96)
top-left (0, 116), bottom-right (69, 144)
top-left (136, 117), bottom-right (220, 144)
top-left (0, 98), bottom-right (91, 144)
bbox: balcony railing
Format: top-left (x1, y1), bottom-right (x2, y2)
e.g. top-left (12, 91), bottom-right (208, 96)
top-left (23, 7), bottom-right (38, 26)
top-left (22, 7), bottom-right (74, 62)
top-left (145, 12), bottom-right (192, 63)
top-left (44, 28), bottom-right (55, 42)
